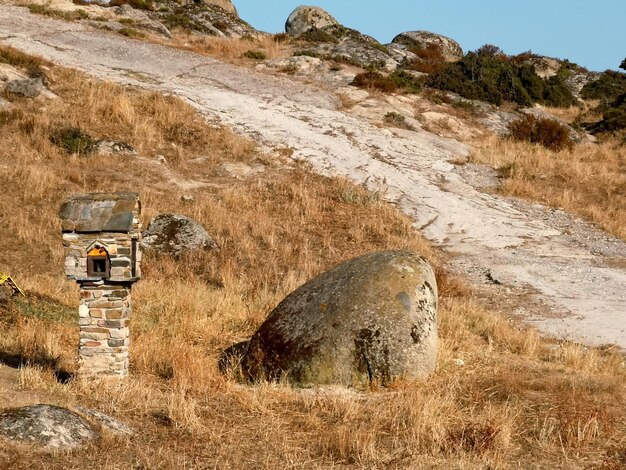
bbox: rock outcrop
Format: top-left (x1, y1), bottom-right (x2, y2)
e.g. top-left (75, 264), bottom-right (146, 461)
top-left (197, 0), bottom-right (237, 16)
top-left (392, 31), bottom-right (463, 62)
top-left (142, 213), bottom-right (217, 256)
top-left (114, 4), bottom-right (172, 38)
top-left (285, 6), bottom-right (397, 71)
top-left (285, 5), bottom-right (339, 35)
top-left (152, 1), bottom-right (260, 38)
top-left (229, 251), bottom-right (438, 387)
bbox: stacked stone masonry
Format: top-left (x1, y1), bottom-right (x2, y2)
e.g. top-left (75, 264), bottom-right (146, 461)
top-left (79, 284), bottom-right (132, 377)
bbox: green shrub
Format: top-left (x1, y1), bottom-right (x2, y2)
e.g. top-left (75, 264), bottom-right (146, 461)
top-left (50, 127), bottom-right (97, 155)
top-left (297, 27), bottom-right (338, 44)
top-left (293, 50), bottom-right (322, 59)
top-left (163, 13), bottom-right (192, 30)
top-left (242, 50), bottom-right (267, 60)
top-left (383, 112), bottom-right (414, 130)
top-left (620, 58), bottom-right (626, 71)
top-left (388, 70), bottom-right (423, 94)
top-left (426, 51), bottom-right (576, 107)
top-left (476, 44), bottom-right (504, 58)
top-left (581, 70), bottom-right (626, 103)
top-left (508, 114), bottom-right (572, 151)
top-left (110, 0), bottom-right (154, 11)
top-left (118, 28), bottom-right (144, 38)
top-left (351, 71), bottom-right (398, 93)
top-left (273, 33), bottom-right (290, 43)
top-left (589, 93), bottom-right (626, 133)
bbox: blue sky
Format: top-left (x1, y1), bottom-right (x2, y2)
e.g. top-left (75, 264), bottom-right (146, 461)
top-left (235, 1), bottom-right (625, 72)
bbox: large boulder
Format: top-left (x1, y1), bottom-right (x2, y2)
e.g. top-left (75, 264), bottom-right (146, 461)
top-left (392, 31), bottom-right (463, 62)
top-left (142, 213), bottom-right (217, 256)
top-left (285, 5), bottom-right (339, 36)
top-left (232, 251), bottom-right (438, 387)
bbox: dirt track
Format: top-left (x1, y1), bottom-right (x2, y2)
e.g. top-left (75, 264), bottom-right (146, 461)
top-left (1, 6), bottom-right (624, 349)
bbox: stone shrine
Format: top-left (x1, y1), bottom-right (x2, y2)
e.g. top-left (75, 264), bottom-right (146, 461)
top-left (59, 193), bottom-right (142, 378)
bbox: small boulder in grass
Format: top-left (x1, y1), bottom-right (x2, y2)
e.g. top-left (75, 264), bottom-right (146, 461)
top-left (142, 213), bottom-right (218, 256)
top-left (225, 251), bottom-right (438, 388)
top-left (0, 405), bottom-right (96, 449)
top-left (5, 77), bottom-right (44, 98)
top-left (0, 404), bottom-right (134, 450)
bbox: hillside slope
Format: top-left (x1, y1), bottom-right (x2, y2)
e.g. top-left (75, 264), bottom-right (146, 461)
top-left (0, 5), bottom-right (624, 350)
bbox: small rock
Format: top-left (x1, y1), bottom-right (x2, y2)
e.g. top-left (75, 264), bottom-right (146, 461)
top-left (155, 155), bottom-right (167, 164)
top-left (5, 77), bottom-right (44, 98)
top-left (219, 162), bottom-right (265, 179)
top-left (0, 96), bottom-right (13, 111)
top-left (453, 358), bottom-right (465, 366)
top-left (142, 213), bottom-right (217, 256)
top-left (180, 194), bottom-right (194, 203)
top-left (95, 140), bottom-right (137, 156)
top-left (0, 405), bottom-right (97, 449)
top-left (73, 406), bottom-right (133, 437)
top-left (285, 6), bottom-right (339, 35)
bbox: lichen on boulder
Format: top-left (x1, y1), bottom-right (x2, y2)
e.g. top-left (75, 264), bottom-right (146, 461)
top-left (226, 251), bottom-right (438, 388)
top-left (0, 405), bottom-right (97, 449)
top-left (285, 6), bottom-right (397, 71)
top-left (285, 5), bottom-right (339, 36)
top-left (142, 213), bottom-right (217, 256)
top-left (392, 31), bottom-right (463, 62)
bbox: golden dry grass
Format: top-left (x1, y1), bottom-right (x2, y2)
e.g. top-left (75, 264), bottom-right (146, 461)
top-left (471, 135), bottom-right (626, 240)
top-left (0, 47), bottom-right (624, 469)
top-left (161, 33), bottom-right (292, 63)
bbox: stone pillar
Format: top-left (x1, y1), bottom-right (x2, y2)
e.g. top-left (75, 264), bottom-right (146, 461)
top-left (78, 283), bottom-right (132, 378)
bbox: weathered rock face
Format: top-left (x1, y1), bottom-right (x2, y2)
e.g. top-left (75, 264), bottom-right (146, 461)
top-left (114, 4), bottom-right (172, 38)
top-left (284, 7), bottom-right (398, 70)
top-left (0, 404), bottom-right (133, 449)
top-left (200, 0), bottom-right (237, 15)
top-left (392, 31), bottom-right (463, 62)
top-left (236, 251), bottom-right (438, 387)
top-left (285, 5), bottom-right (339, 35)
top-left (152, 2), bottom-right (259, 38)
top-left (5, 77), bottom-right (44, 98)
top-left (142, 213), bottom-right (217, 256)
top-left (0, 405), bottom-right (97, 449)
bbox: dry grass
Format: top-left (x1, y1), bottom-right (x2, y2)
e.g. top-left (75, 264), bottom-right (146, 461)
top-left (471, 135), bottom-right (626, 240)
top-left (163, 33), bottom-right (292, 63)
top-left (0, 47), bottom-right (624, 469)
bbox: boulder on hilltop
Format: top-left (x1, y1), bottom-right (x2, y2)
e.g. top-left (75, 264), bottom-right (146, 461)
top-left (284, 6), bottom-right (398, 71)
top-left (285, 5), bottom-right (339, 35)
top-left (224, 251), bottom-right (439, 388)
top-left (392, 31), bottom-right (463, 62)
